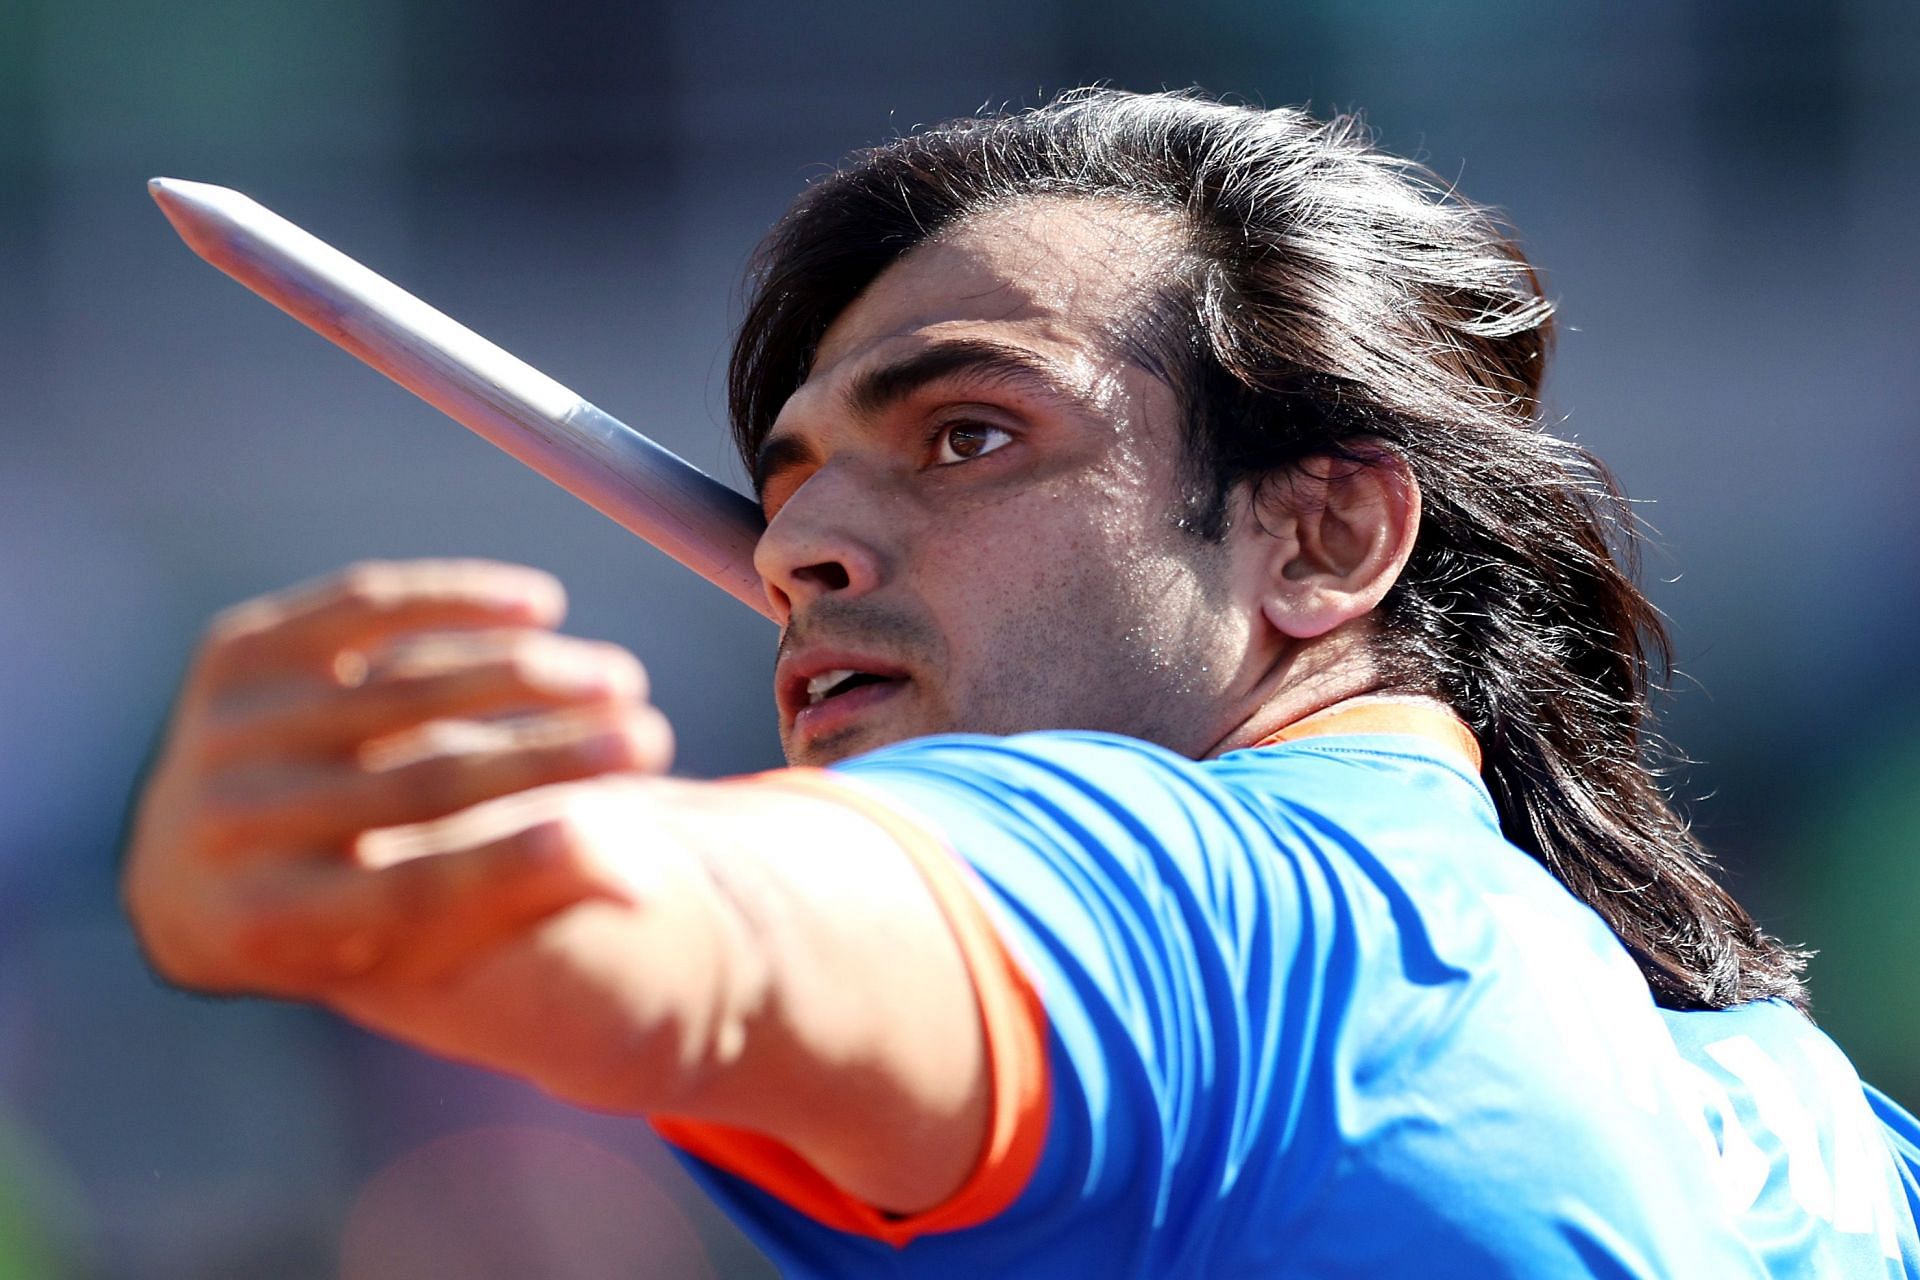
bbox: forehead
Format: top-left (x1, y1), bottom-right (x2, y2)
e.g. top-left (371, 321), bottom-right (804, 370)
top-left (805, 197), bottom-right (1184, 385)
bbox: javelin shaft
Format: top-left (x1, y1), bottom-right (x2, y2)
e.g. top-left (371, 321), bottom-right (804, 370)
top-left (148, 177), bottom-right (773, 620)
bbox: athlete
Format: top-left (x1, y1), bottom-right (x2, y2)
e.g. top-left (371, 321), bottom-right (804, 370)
top-left (123, 91), bottom-right (1920, 1275)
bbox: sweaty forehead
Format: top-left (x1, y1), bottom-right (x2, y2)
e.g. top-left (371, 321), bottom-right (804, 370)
top-left (807, 197), bottom-right (1187, 379)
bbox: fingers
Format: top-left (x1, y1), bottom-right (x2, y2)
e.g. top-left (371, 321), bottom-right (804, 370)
top-left (198, 630), bottom-right (649, 764)
top-left (195, 559), bottom-right (567, 687)
top-left (125, 557), bottom-right (677, 1001)
top-left (201, 705), bottom-right (674, 854)
top-left (224, 782), bottom-right (650, 993)
top-left (228, 818), bottom-right (596, 992)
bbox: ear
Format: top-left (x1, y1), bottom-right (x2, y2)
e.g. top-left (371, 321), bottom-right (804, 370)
top-left (1251, 450), bottom-right (1421, 640)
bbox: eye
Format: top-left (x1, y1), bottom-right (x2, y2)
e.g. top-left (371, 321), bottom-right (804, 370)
top-left (931, 420), bottom-right (1012, 465)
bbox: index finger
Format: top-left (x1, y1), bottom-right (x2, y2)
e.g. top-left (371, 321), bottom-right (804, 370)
top-left (197, 560), bottom-right (568, 685)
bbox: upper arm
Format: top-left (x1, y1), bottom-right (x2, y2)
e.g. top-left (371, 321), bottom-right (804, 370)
top-left (825, 736), bottom-right (1321, 1241)
top-left (645, 771), bottom-right (1038, 1222)
top-left (658, 735), bottom-right (1322, 1255)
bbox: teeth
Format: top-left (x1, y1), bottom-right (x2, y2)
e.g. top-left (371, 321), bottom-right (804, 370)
top-left (806, 669), bottom-right (860, 706)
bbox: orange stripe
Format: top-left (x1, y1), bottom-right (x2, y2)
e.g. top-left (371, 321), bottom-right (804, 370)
top-left (1256, 700), bottom-right (1482, 772)
top-left (652, 769), bottom-right (1050, 1248)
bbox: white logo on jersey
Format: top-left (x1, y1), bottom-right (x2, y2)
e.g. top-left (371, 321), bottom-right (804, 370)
top-left (1702, 1033), bottom-right (1903, 1260)
top-left (1481, 894), bottom-right (1903, 1260)
top-left (1675, 1057), bottom-right (1772, 1214)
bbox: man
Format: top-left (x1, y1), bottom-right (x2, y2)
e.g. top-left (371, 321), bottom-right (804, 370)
top-left (125, 90), bottom-right (1920, 1275)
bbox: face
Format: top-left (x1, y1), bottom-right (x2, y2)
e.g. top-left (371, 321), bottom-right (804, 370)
top-left (754, 199), bottom-right (1270, 766)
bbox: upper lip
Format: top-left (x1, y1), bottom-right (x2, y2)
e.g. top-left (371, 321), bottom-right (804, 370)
top-left (776, 647), bottom-right (911, 725)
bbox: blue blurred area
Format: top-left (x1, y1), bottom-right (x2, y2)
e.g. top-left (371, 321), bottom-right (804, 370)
top-left (1, 1), bottom-right (1915, 1274)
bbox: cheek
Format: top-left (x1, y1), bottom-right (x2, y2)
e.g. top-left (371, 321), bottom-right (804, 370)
top-left (900, 462), bottom-right (1228, 706)
top-left (905, 476), bottom-right (1088, 594)
top-left (1022, 517), bottom-right (1247, 711)
top-left (905, 499), bottom-right (1095, 653)
top-left (923, 507), bottom-right (1155, 695)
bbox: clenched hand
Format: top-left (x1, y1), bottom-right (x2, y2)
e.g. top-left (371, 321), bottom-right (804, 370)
top-left (123, 559), bottom-right (675, 1001)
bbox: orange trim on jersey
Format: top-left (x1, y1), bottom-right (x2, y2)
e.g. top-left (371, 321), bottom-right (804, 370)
top-left (651, 768), bottom-right (1050, 1249)
top-left (1255, 700), bottom-right (1483, 773)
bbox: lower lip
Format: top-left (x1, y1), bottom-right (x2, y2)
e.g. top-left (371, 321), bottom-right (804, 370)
top-left (792, 678), bottom-right (907, 744)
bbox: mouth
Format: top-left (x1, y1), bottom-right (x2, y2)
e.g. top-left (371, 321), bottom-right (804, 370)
top-left (804, 668), bottom-right (895, 706)
top-left (780, 654), bottom-right (912, 748)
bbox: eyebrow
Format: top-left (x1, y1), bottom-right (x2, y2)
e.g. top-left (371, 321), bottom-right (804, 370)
top-left (752, 337), bottom-right (1103, 496)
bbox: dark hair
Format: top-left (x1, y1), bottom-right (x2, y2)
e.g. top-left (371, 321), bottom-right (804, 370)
top-left (728, 89), bottom-right (1806, 1011)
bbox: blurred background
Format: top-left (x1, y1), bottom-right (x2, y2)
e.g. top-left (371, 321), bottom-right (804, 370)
top-left (1, 0), bottom-right (1916, 1274)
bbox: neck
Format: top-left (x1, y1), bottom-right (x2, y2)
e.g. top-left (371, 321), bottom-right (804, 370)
top-left (1205, 689), bottom-right (1458, 759)
top-left (1199, 620), bottom-right (1446, 759)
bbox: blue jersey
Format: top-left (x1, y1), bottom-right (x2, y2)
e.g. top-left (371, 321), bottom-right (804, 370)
top-left (664, 720), bottom-right (1920, 1277)
top-left (1659, 1001), bottom-right (1920, 1274)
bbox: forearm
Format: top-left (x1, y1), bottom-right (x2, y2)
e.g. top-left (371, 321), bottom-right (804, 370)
top-left (330, 774), bottom-right (990, 1211)
top-left (329, 885), bottom-right (762, 1115)
top-left (313, 794), bottom-right (739, 1106)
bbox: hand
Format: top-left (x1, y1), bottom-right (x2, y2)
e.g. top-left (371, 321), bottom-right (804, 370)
top-left (123, 559), bottom-right (674, 1000)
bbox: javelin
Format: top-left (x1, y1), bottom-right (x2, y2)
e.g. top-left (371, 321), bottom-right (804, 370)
top-left (148, 178), bottom-right (774, 620)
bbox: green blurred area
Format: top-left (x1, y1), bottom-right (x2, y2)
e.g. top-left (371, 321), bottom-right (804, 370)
top-left (1786, 703), bottom-right (1920, 1109)
top-left (0, 1110), bottom-right (80, 1279)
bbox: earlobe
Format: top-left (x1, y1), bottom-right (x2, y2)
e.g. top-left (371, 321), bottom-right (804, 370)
top-left (1256, 451), bottom-right (1421, 640)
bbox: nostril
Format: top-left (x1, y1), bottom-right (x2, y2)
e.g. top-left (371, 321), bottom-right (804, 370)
top-left (795, 561), bottom-right (851, 592)
top-left (765, 581), bottom-right (794, 623)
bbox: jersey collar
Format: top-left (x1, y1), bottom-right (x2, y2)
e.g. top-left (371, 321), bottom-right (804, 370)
top-left (1252, 699), bottom-right (1483, 774)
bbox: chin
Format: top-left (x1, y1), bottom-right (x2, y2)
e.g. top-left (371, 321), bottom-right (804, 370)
top-left (785, 715), bottom-right (942, 768)
top-left (786, 725), bottom-right (890, 768)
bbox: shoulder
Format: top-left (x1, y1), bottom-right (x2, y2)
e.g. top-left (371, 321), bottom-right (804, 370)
top-left (829, 731), bottom-right (1256, 873)
top-left (1661, 997), bottom-right (1887, 1123)
top-left (831, 727), bottom-right (1492, 833)
top-left (825, 729), bottom-right (1521, 987)
top-left (832, 728), bottom-right (1202, 793)
top-left (829, 727), bottom-right (1508, 901)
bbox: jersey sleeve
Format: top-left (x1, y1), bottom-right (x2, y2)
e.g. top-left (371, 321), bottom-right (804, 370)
top-left (650, 764), bottom-right (1050, 1248)
top-left (825, 732), bottom-right (1328, 1255)
top-left (654, 731), bottom-right (1339, 1271)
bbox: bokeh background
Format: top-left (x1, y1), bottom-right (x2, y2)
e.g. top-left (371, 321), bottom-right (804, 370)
top-left (2, 0), bottom-right (1916, 1274)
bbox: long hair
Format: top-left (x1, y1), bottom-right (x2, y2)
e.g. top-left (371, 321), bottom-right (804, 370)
top-left (727, 89), bottom-right (1806, 1011)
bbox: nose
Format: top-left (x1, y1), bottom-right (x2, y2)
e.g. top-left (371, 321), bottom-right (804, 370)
top-left (752, 464), bottom-right (889, 624)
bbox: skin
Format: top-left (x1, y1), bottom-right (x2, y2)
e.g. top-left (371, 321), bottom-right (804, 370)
top-left (122, 198), bottom-right (1421, 1216)
top-left (759, 202), bottom-right (1256, 765)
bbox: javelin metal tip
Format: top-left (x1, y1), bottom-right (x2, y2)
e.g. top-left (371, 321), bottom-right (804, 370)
top-left (149, 174), bottom-right (775, 618)
top-left (149, 176), bottom-right (215, 196)
top-left (148, 178), bottom-right (231, 251)
top-left (148, 176), bottom-right (209, 207)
